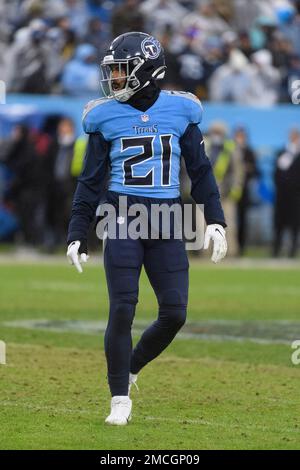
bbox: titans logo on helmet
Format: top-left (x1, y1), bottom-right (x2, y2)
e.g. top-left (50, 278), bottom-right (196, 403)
top-left (141, 36), bottom-right (161, 60)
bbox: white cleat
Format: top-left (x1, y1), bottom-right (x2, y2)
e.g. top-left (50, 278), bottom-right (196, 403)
top-left (105, 396), bottom-right (132, 426)
top-left (128, 373), bottom-right (139, 396)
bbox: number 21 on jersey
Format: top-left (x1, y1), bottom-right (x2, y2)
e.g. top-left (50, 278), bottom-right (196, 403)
top-left (121, 135), bottom-right (172, 187)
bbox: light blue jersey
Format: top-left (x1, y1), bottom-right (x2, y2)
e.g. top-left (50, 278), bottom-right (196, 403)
top-left (82, 90), bottom-right (203, 198)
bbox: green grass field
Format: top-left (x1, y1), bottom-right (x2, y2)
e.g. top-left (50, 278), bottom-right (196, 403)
top-left (0, 260), bottom-right (300, 450)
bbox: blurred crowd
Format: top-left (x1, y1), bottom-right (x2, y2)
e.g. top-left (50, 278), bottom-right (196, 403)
top-left (0, 0), bottom-right (300, 103)
top-left (204, 123), bottom-right (300, 258)
top-left (0, 117), bottom-right (81, 250)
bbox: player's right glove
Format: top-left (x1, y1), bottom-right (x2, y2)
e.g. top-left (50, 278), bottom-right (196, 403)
top-left (67, 240), bottom-right (89, 273)
top-left (204, 224), bottom-right (227, 264)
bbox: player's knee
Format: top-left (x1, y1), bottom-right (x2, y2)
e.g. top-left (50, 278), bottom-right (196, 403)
top-left (159, 288), bottom-right (187, 329)
top-left (178, 306), bottom-right (187, 328)
top-left (159, 306), bottom-right (187, 330)
top-left (168, 307), bottom-right (187, 329)
top-left (109, 301), bottom-right (136, 333)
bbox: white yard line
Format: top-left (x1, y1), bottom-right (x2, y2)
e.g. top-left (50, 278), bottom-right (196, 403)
top-left (3, 318), bottom-right (300, 345)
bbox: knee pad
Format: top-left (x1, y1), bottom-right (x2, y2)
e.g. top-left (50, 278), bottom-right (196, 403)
top-left (159, 305), bottom-right (187, 330)
top-left (108, 301), bottom-right (136, 334)
top-left (159, 289), bottom-right (187, 330)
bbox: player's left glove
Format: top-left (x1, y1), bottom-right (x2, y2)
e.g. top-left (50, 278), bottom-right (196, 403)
top-left (204, 224), bottom-right (227, 264)
top-left (67, 240), bottom-right (89, 273)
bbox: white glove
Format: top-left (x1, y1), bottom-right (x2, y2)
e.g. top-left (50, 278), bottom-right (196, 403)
top-left (204, 224), bottom-right (227, 264)
top-left (67, 241), bottom-right (89, 273)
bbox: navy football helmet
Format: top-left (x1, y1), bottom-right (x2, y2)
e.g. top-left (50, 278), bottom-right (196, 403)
top-left (100, 32), bottom-right (166, 102)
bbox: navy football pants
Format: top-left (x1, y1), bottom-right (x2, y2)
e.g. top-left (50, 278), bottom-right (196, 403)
top-left (103, 235), bottom-right (189, 396)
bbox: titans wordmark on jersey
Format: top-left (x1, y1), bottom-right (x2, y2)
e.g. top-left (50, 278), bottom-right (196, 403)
top-left (82, 90), bottom-right (203, 199)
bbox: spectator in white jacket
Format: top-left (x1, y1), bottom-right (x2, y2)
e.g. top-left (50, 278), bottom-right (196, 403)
top-left (209, 49), bottom-right (253, 103)
top-left (248, 49), bottom-right (281, 106)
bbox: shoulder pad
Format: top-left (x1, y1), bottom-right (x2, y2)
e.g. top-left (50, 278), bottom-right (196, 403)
top-left (82, 97), bottom-right (113, 134)
top-left (165, 90), bottom-right (203, 124)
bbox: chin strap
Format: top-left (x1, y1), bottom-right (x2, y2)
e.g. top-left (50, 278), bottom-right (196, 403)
top-left (115, 80), bottom-right (151, 103)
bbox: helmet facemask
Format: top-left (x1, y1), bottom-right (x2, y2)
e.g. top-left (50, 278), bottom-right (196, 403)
top-left (100, 56), bottom-right (145, 102)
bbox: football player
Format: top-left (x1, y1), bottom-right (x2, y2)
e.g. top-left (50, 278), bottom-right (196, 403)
top-left (67, 32), bottom-right (227, 425)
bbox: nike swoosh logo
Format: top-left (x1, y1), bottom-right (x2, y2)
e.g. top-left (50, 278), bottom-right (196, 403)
top-left (216, 229), bottom-right (224, 238)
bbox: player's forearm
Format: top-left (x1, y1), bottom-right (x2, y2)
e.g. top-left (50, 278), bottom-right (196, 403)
top-left (190, 166), bottom-right (226, 227)
top-left (67, 133), bottom-right (109, 243)
top-left (180, 124), bottom-right (226, 227)
top-left (67, 181), bottom-right (100, 242)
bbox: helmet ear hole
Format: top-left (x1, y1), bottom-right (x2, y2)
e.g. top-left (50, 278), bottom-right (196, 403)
top-left (129, 78), bottom-right (139, 88)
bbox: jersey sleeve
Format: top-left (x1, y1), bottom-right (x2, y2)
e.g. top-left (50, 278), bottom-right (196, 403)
top-left (186, 93), bottom-right (203, 125)
top-left (166, 90), bottom-right (203, 127)
top-left (82, 98), bottom-right (109, 134)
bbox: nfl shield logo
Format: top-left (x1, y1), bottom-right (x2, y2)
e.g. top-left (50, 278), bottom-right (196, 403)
top-left (141, 114), bottom-right (149, 122)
